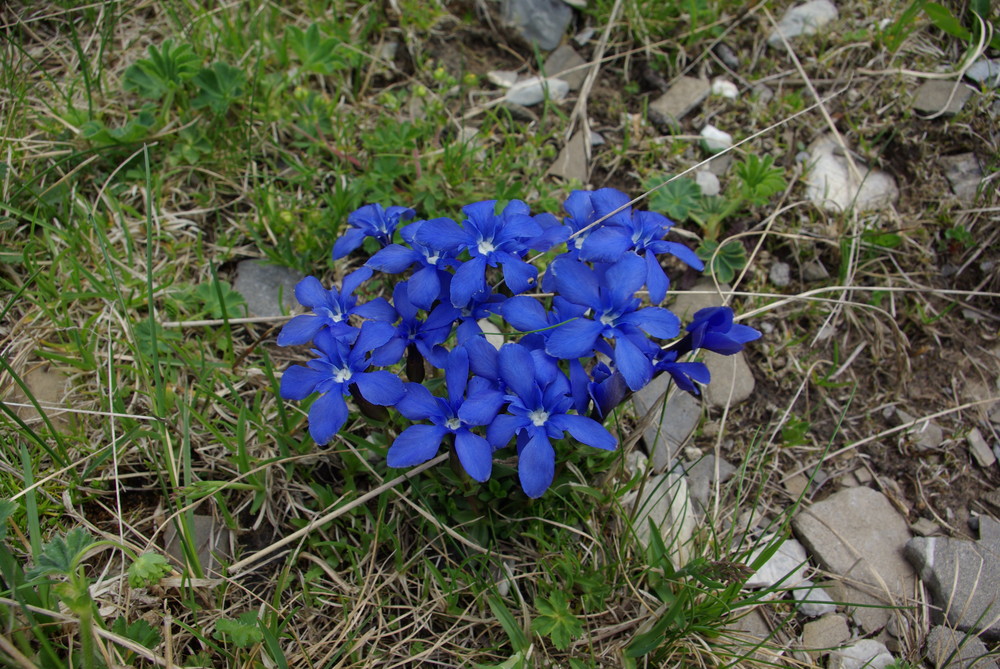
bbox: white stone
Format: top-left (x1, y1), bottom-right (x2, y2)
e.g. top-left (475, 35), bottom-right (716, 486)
top-left (793, 580), bottom-right (838, 617)
top-left (804, 136), bottom-right (898, 212)
top-left (768, 0), bottom-right (839, 46)
top-left (967, 58), bottom-right (1000, 88)
top-left (700, 124), bottom-right (733, 153)
top-left (968, 427), bottom-right (996, 468)
top-left (695, 170), bottom-right (720, 196)
top-left (622, 472), bottom-right (697, 565)
top-left (828, 640), bottom-right (895, 669)
top-left (504, 76), bottom-right (570, 106)
top-left (711, 78), bottom-right (739, 99)
top-left (745, 537), bottom-right (809, 589)
top-left (487, 70), bottom-right (518, 89)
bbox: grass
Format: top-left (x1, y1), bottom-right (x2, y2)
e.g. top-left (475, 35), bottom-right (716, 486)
top-left (1, 0), bottom-right (999, 667)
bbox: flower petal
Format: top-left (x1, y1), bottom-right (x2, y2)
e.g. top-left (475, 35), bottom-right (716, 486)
top-left (549, 413), bottom-right (617, 450)
top-left (619, 306), bottom-right (680, 339)
top-left (445, 346), bottom-right (470, 405)
top-left (450, 256), bottom-right (488, 308)
top-left (500, 296), bottom-right (550, 332)
top-left (487, 413), bottom-right (524, 449)
top-left (550, 257), bottom-right (600, 308)
top-left (294, 276), bottom-right (329, 308)
top-left (387, 424), bottom-right (448, 468)
top-left (518, 431), bottom-right (555, 498)
top-left (276, 314), bottom-right (327, 347)
top-left (353, 297), bottom-right (397, 322)
top-left (501, 257), bottom-right (538, 295)
top-left (367, 244), bottom-right (420, 273)
top-left (658, 240), bottom-right (704, 270)
top-left (342, 266), bottom-right (374, 296)
top-left (353, 370), bottom-right (405, 406)
top-left (332, 228), bottom-right (365, 260)
top-left (544, 318), bottom-right (604, 360)
top-left (279, 364), bottom-right (326, 400)
top-left (578, 226), bottom-right (634, 262)
top-left (498, 343), bottom-right (537, 401)
top-left (353, 320), bottom-right (398, 355)
top-left (414, 217), bottom-right (469, 251)
top-left (644, 251), bottom-right (669, 305)
top-left (396, 382), bottom-right (442, 421)
top-left (614, 333), bottom-right (653, 391)
top-left (605, 253), bottom-right (646, 308)
top-left (455, 430), bottom-right (492, 482)
top-left (463, 336), bottom-right (499, 381)
top-left (308, 392), bottom-right (348, 445)
top-left (408, 266), bottom-right (442, 310)
top-left (457, 389), bottom-right (505, 426)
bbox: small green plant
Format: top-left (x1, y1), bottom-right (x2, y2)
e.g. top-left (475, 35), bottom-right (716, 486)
top-left (923, 0), bottom-right (1000, 51)
top-left (191, 61), bottom-right (248, 115)
top-left (123, 39), bottom-right (200, 103)
top-left (286, 23), bottom-right (361, 75)
top-left (532, 591), bottom-right (584, 650)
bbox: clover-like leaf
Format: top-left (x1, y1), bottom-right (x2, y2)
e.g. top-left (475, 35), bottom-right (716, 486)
top-left (191, 62), bottom-right (248, 114)
top-left (29, 528), bottom-right (94, 578)
top-left (111, 617), bottom-right (162, 650)
top-left (128, 552), bottom-right (172, 588)
top-left (532, 592), bottom-right (583, 651)
top-left (697, 239), bottom-right (747, 285)
top-left (646, 176), bottom-right (702, 222)
top-left (286, 24), bottom-right (352, 74)
top-left (214, 612), bottom-right (264, 648)
top-left (123, 40), bottom-right (200, 100)
top-left (734, 154), bottom-right (787, 206)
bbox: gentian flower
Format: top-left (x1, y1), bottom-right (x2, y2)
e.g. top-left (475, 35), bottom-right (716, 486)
top-left (653, 350), bottom-right (711, 395)
top-left (562, 188), bottom-right (635, 262)
top-left (387, 347), bottom-right (504, 481)
top-left (487, 344), bottom-right (616, 498)
top-left (279, 321), bottom-right (405, 445)
top-left (676, 306), bottom-right (762, 356)
top-left (332, 203), bottom-right (416, 259)
top-left (277, 267), bottom-right (396, 346)
top-left (627, 210), bottom-right (704, 304)
top-left (543, 254), bottom-right (680, 391)
top-left (366, 219), bottom-right (458, 309)
top-left (370, 281), bottom-right (458, 369)
top-left (415, 200), bottom-right (542, 308)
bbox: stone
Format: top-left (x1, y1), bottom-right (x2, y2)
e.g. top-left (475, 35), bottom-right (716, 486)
top-left (784, 473), bottom-right (810, 499)
top-left (648, 76), bottom-right (710, 123)
top-left (904, 516), bottom-right (1000, 640)
top-left (912, 80), bottom-right (974, 115)
top-left (801, 614), bottom-right (851, 661)
top-left (792, 487), bottom-right (916, 634)
top-left (768, 0), bottom-right (839, 47)
top-left (893, 409), bottom-right (944, 451)
top-left (695, 170), bottom-right (720, 197)
top-left (6, 365), bottom-right (74, 433)
top-left (164, 513), bottom-right (232, 575)
top-left (543, 44), bottom-right (587, 90)
top-left (966, 58), bottom-right (1000, 88)
top-left (711, 78), bottom-right (739, 99)
top-left (701, 124), bottom-right (733, 153)
top-left (942, 153), bottom-right (984, 203)
top-left (632, 372), bottom-right (702, 472)
top-left (827, 639), bottom-right (895, 669)
top-left (925, 625), bottom-right (999, 669)
top-left (745, 537), bottom-right (810, 589)
top-left (967, 427), bottom-right (996, 468)
top-left (802, 260), bottom-right (829, 282)
top-left (769, 261), bottom-right (791, 287)
top-left (546, 130), bottom-right (588, 184)
top-left (804, 136), bottom-right (899, 212)
top-left (713, 43), bottom-right (740, 70)
top-left (794, 579), bottom-right (838, 617)
top-left (704, 351), bottom-right (756, 408)
top-left (560, 0), bottom-right (586, 7)
top-left (682, 454), bottom-right (736, 512)
top-left (233, 260), bottom-right (302, 318)
top-left (501, 0), bottom-right (573, 51)
top-left (487, 70), bottom-right (518, 88)
top-left (504, 76), bottom-right (569, 106)
top-left (622, 472), bottom-right (696, 564)
top-left (911, 517), bottom-right (942, 537)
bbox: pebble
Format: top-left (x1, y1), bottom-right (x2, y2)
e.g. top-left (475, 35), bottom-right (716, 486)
top-left (682, 455), bottom-right (736, 513)
top-left (892, 408), bottom-right (944, 451)
top-left (912, 80), bottom-right (973, 115)
top-left (827, 639), bottom-right (895, 669)
top-left (768, 0), bottom-right (839, 47)
top-left (648, 76), bottom-right (710, 125)
top-left (500, 0), bottom-right (573, 51)
top-left (504, 76), bottom-right (570, 106)
top-left (769, 261), bottom-right (791, 287)
top-left (164, 514), bottom-right (232, 574)
top-left (621, 472), bottom-right (697, 564)
top-left (744, 537), bottom-right (809, 589)
top-left (804, 136), bottom-right (899, 212)
top-left (793, 579), bottom-right (838, 617)
top-left (6, 365), bottom-right (74, 433)
top-left (910, 517), bottom-right (941, 537)
top-left (233, 259), bottom-right (303, 317)
top-left (487, 70), bottom-right (518, 88)
top-left (589, 130), bottom-right (605, 146)
top-left (700, 124), bottom-right (733, 153)
top-left (713, 43), bottom-right (740, 70)
top-left (632, 372), bottom-right (702, 472)
top-left (711, 78), bottom-right (739, 99)
top-left (941, 153), bottom-right (983, 202)
top-left (546, 130), bottom-right (588, 184)
top-left (802, 260), bottom-right (829, 282)
top-left (694, 170), bottom-right (720, 196)
top-left (801, 614), bottom-right (850, 662)
top-left (926, 625), bottom-right (999, 669)
top-left (543, 44), bottom-right (587, 90)
top-left (967, 427), bottom-right (996, 468)
top-left (966, 58), bottom-right (1000, 88)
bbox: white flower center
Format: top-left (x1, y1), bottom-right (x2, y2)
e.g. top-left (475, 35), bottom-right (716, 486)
top-left (445, 417), bottom-right (461, 431)
top-left (528, 409), bottom-right (549, 427)
top-left (599, 313), bottom-right (616, 326)
top-left (477, 239), bottom-right (496, 255)
top-left (333, 368), bottom-right (353, 383)
top-left (574, 236), bottom-right (585, 249)
top-left (425, 253), bottom-right (440, 265)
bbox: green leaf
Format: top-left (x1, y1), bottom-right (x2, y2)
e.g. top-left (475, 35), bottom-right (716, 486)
top-left (487, 595), bottom-right (530, 652)
top-left (193, 280), bottom-right (246, 319)
top-left (735, 154), bottom-right (787, 206)
top-left (696, 240), bottom-right (747, 284)
top-left (646, 176), bottom-right (702, 222)
top-left (0, 500), bottom-right (17, 542)
top-left (30, 528), bottom-right (94, 577)
top-left (111, 617), bottom-right (162, 650)
top-left (861, 231), bottom-right (902, 249)
top-left (532, 592), bottom-right (583, 651)
top-left (191, 62), bottom-right (248, 114)
top-left (128, 553), bottom-right (172, 588)
top-left (123, 40), bottom-right (200, 100)
top-left (286, 24), bottom-right (352, 74)
top-left (214, 612), bottom-right (264, 648)
top-left (923, 3), bottom-right (973, 41)
top-left (473, 650), bottom-right (526, 669)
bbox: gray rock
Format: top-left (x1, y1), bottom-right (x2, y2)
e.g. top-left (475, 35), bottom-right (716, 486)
top-left (925, 625), bottom-right (999, 669)
top-left (487, 70), bottom-right (518, 88)
top-left (744, 537), bottom-right (809, 589)
top-left (893, 409), bottom-right (944, 451)
top-left (165, 513), bottom-right (232, 575)
top-left (792, 487), bottom-right (916, 633)
top-left (828, 639), bottom-right (895, 669)
top-left (6, 365), bottom-right (74, 433)
top-left (905, 517), bottom-right (1000, 640)
top-left (802, 260), bottom-right (829, 282)
top-left (682, 454), bottom-right (736, 512)
top-left (695, 170), bottom-right (720, 197)
top-left (912, 517), bottom-right (943, 537)
top-left (233, 260), bottom-right (303, 317)
top-left (622, 472), bottom-right (697, 564)
top-left (504, 76), bottom-right (569, 106)
top-left (632, 372), bottom-right (701, 472)
top-left (804, 136), bottom-right (899, 212)
top-left (648, 76), bottom-right (710, 124)
top-left (801, 614), bottom-right (851, 662)
top-left (770, 261), bottom-right (791, 287)
top-left (912, 80), bottom-right (974, 115)
top-left (713, 43), bottom-right (740, 70)
top-left (501, 0), bottom-right (573, 51)
top-left (543, 44), bottom-right (587, 90)
top-left (942, 153), bottom-right (984, 203)
top-left (967, 427), bottom-right (996, 468)
top-left (967, 58), bottom-right (1000, 88)
top-left (794, 579), bottom-right (838, 617)
top-left (768, 0), bottom-right (839, 47)
top-left (546, 130), bottom-right (588, 184)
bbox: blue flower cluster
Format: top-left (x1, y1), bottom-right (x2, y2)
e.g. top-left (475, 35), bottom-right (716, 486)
top-left (277, 190), bottom-right (761, 498)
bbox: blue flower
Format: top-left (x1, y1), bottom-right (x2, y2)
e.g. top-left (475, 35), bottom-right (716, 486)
top-left (543, 255), bottom-right (680, 391)
top-left (486, 344), bottom-right (616, 498)
top-left (415, 200), bottom-right (543, 308)
top-left (366, 219), bottom-right (458, 309)
top-left (280, 321), bottom-right (405, 445)
top-left (277, 267), bottom-right (396, 347)
top-left (370, 281), bottom-right (458, 369)
top-left (562, 188), bottom-right (635, 262)
top-left (652, 350), bottom-right (711, 395)
top-left (627, 210), bottom-right (704, 304)
top-left (677, 306), bottom-right (762, 356)
top-left (387, 346), bottom-right (504, 481)
top-left (332, 203), bottom-right (416, 259)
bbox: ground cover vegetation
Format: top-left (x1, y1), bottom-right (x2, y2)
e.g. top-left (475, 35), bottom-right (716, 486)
top-left (0, 0), bottom-right (997, 667)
